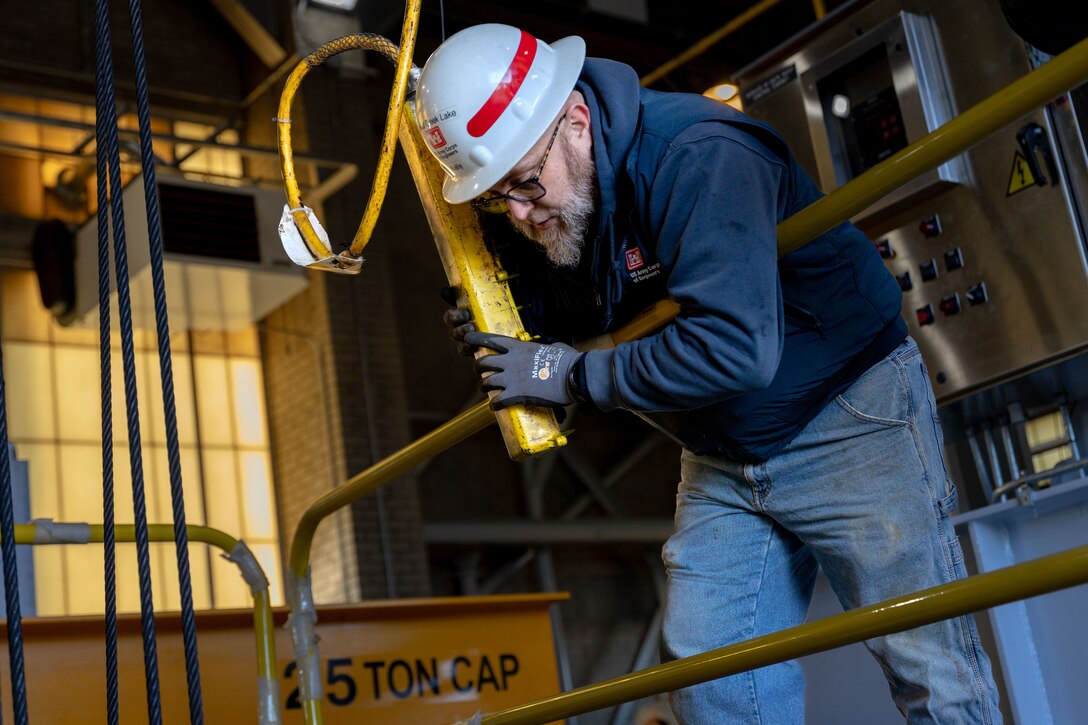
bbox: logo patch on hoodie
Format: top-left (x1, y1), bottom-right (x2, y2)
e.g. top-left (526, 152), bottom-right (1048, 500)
top-left (625, 247), bottom-right (644, 271)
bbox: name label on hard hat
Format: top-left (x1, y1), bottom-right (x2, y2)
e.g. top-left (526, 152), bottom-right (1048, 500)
top-left (420, 108), bottom-right (458, 130)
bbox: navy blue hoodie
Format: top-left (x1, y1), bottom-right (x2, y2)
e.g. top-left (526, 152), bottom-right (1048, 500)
top-left (493, 58), bottom-right (906, 462)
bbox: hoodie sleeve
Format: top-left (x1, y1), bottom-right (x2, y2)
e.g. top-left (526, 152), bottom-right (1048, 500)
top-left (582, 131), bottom-right (788, 412)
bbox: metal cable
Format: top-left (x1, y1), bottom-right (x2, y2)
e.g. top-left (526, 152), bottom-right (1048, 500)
top-left (125, 1), bottom-right (204, 720)
top-left (0, 344), bottom-right (29, 725)
top-left (92, 4), bottom-right (120, 719)
top-left (92, 1), bottom-right (163, 721)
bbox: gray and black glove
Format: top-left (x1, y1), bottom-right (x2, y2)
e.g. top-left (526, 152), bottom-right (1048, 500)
top-left (465, 331), bottom-right (588, 410)
top-left (440, 285), bottom-right (477, 357)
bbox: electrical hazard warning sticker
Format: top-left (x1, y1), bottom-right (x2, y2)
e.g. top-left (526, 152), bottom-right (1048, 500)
top-left (1007, 150), bottom-right (1037, 196)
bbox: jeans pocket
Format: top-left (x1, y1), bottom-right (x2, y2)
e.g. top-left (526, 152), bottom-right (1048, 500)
top-left (834, 357), bottom-right (912, 428)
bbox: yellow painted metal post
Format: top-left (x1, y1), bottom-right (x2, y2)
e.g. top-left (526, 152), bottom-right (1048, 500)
top-left (397, 103), bottom-right (568, 461)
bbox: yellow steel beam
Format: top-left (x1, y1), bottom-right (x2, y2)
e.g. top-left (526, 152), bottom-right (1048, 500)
top-left (611, 33), bottom-right (1088, 345)
top-left (397, 104), bottom-right (569, 461)
top-left (481, 544), bottom-right (1088, 724)
top-left (639, 0), bottom-right (786, 87)
top-left (207, 0), bottom-right (288, 68)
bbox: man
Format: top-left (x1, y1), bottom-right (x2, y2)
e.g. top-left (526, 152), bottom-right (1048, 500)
top-left (416, 23), bottom-right (1000, 723)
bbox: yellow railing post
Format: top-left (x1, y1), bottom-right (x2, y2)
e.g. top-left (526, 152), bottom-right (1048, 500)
top-left (7, 522), bottom-right (279, 724)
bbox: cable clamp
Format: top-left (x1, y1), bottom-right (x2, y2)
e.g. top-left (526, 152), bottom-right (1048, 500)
top-left (277, 204), bottom-right (364, 274)
top-left (32, 518), bottom-right (92, 544)
top-left (272, 117), bottom-right (293, 124)
top-left (257, 676), bottom-right (280, 725)
top-left (453, 713), bottom-right (483, 725)
top-left (222, 539), bottom-right (269, 593)
top-left (285, 570), bottom-right (322, 701)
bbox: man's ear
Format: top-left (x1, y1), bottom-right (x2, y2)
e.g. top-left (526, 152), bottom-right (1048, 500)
top-left (565, 97), bottom-right (592, 139)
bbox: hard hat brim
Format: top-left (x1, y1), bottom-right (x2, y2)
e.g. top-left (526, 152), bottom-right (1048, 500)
top-left (442, 35), bottom-right (587, 205)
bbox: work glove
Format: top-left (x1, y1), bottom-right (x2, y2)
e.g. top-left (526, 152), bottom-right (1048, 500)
top-left (440, 285), bottom-right (477, 356)
top-left (465, 331), bottom-right (586, 410)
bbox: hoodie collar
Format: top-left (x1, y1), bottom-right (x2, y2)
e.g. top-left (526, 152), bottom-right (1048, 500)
top-left (575, 58), bottom-right (643, 289)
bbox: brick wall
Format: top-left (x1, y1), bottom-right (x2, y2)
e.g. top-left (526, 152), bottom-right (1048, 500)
top-left (258, 62), bottom-right (431, 600)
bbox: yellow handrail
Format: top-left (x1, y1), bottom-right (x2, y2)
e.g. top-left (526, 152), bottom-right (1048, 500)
top-left (288, 401), bottom-right (495, 577)
top-left (279, 19), bottom-right (1088, 725)
top-left (6, 522), bottom-right (278, 725)
top-left (610, 33), bottom-right (1088, 344)
top-left (480, 544), bottom-right (1088, 724)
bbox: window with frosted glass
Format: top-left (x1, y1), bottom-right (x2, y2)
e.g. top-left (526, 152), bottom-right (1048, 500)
top-left (0, 269), bottom-right (282, 615)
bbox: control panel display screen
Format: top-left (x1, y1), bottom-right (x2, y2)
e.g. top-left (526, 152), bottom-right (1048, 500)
top-left (817, 44), bottom-right (907, 182)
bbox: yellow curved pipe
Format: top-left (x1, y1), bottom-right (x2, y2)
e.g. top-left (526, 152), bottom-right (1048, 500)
top-left (288, 400), bottom-right (496, 577)
top-left (8, 522), bottom-right (278, 724)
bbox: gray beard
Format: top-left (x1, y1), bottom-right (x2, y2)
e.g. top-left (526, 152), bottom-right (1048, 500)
top-left (509, 137), bottom-right (597, 268)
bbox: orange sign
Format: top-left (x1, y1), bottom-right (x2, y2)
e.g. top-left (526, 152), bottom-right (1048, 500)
top-left (0, 593), bottom-right (567, 724)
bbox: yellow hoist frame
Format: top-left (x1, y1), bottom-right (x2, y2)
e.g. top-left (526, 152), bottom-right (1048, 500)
top-left (275, 1), bottom-right (565, 463)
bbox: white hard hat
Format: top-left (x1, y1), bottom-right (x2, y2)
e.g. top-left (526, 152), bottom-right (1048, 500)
top-left (415, 24), bottom-right (586, 204)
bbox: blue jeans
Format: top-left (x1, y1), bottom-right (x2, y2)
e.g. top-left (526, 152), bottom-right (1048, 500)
top-left (661, 338), bottom-right (1000, 724)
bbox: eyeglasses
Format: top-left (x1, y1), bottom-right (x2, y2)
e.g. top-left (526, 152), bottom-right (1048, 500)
top-left (472, 114), bottom-right (566, 214)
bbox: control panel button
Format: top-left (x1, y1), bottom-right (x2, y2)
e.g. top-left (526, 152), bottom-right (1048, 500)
top-left (939, 293), bottom-right (961, 316)
top-left (896, 271), bottom-right (913, 291)
top-left (916, 304), bottom-right (935, 326)
top-left (919, 258), bottom-right (939, 281)
top-left (943, 247), bottom-right (964, 271)
top-left (875, 238), bottom-right (895, 258)
top-left (966, 282), bottom-right (988, 306)
top-left (919, 215), bottom-right (942, 238)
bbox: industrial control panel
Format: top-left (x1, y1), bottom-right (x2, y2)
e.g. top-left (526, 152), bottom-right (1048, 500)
top-left (737, 0), bottom-right (1088, 403)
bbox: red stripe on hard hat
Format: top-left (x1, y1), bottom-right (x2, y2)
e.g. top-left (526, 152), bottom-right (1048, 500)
top-left (466, 30), bottom-right (538, 137)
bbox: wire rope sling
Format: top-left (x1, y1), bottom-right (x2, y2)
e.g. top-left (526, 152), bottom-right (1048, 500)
top-left (274, 0), bottom-right (568, 462)
top-left (0, 0), bottom-right (210, 722)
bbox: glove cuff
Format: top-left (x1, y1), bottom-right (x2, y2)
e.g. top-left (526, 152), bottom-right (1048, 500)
top-left (567, 353), bottom-right (590, 404)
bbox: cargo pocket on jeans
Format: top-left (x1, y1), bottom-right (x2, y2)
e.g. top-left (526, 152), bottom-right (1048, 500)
top-left (937, 479), bottom-right (959, 516)
top-left (937, 480), bottom-right (968, 580)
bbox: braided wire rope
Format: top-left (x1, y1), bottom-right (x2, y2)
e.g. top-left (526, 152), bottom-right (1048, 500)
top-left (92, 2), bottom-right (120, 719)
top-left (125, 1), bottom-right (204, 720)
top-left (93, 1), bottom-right (163, 721)
top-left (0, 343), bottom-right (29, 725)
